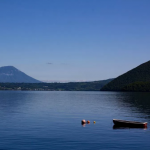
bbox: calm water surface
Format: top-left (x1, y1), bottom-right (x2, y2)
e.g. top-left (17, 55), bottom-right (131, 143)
top-left (0, 91), bottom-right (150, 150)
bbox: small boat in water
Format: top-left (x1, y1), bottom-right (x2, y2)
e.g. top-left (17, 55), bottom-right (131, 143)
top-left (113, 119), bottom-right (148, 128)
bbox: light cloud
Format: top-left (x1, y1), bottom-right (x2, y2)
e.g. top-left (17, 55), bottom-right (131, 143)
top-left (47, 62), bottom-right (53, 65)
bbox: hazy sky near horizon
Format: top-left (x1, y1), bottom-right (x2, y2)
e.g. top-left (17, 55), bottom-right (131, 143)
top-left (0, 0), bottom-right (150, 82)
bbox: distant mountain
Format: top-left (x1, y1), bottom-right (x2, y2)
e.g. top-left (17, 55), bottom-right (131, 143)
top-left (0, 66), bottom-right (41, 83)
top-left (101, 60), bottom-right (150, 91)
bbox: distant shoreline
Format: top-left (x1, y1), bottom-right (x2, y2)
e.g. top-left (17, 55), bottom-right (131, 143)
top-left (0, 79), bottom-right (113, 91)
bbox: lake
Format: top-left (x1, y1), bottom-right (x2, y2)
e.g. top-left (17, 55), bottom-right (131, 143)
top-left (0, 91), bottom-right (150, 150)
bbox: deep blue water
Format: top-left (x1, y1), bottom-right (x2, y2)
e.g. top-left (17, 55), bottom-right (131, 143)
top-left (0, 91), bottom-right (150, 150)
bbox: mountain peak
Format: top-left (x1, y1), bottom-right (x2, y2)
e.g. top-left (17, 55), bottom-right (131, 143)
top-left (1, 66), bottom-right (17, 69)
top-left (0, 66), bottom-right (41, 83)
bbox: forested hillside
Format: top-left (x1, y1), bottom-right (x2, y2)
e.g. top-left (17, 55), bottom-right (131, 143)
top-left (101, 60), bottom-right (150, 91)
top-left (122, 81), bottom-right (150, 92)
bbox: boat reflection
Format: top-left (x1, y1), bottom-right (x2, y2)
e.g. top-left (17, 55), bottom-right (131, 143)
top-left (113, 125), bottom-right (147, 130)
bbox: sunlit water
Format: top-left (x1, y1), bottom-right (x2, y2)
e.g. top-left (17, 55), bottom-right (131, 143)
top-left (0, 91), bottom-right (150, 150)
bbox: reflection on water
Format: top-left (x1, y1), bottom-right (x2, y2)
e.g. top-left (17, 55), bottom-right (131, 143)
top-left (113, 125), bottom-right (147, 130)
top-left (0, 91), bottom-right (150, 150)
top-left (113, 92), bottom-right (150, 120)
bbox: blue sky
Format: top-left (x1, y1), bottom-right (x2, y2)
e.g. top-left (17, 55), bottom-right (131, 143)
top-left (0, 0), bottom-right (150, 82)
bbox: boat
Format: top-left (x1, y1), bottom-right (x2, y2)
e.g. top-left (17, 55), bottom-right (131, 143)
top-left (113, 119), bottom-right (148, 128)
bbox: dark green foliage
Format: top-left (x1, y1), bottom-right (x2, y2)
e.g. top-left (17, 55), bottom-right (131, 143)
top-left (101, 60), bottom-right (150, 91)
top-left (122, 81), bottom-right (150, 92)
top-left (0, 79), bottom-right (113, 91)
